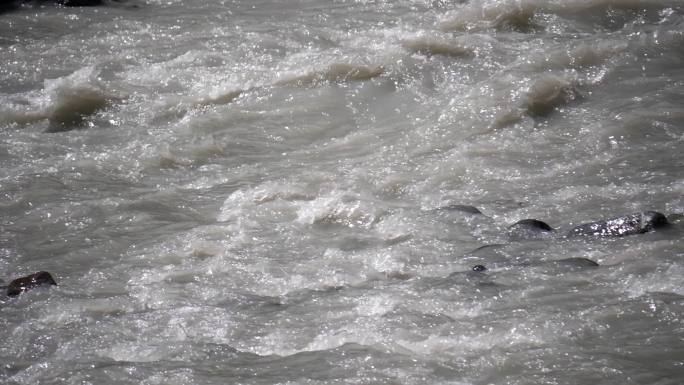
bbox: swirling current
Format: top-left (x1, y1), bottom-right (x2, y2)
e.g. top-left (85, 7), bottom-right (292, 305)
top-left (1, 1), bottom-right (683, 384)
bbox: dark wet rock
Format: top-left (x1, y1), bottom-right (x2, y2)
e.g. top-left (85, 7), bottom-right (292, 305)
top-left (0, 1), bottom-right (19, 12)
top-left (513, 219), bottom-right (553, 231)
top-left (568, 211), bottom-right (669, 238)
top-left (0, 0), bottom-right (111, 11)
top-left (472, 264), bottom-right (487, 272)
top-left (508, 218), bottom-right (554, 240)
top-left (436, 204), bottom-right (483, 215)
top-left (6, 271), bottom-right (57, 297)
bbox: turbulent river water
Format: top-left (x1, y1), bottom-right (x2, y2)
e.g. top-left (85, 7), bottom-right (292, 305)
top-left (1, 0), bottom-right (684, 384)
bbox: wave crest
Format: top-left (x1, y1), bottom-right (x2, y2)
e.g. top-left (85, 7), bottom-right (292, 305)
top-left (274, 63), bottom-right (384, 86)
top-left (525, 75), bottom-right (578, 117)
top-left (439, 1), bottom-right (540, 32)
top-left (402, 36), bottom-right (473, 57)
top-left (0, 66), bottom-right (119, 131)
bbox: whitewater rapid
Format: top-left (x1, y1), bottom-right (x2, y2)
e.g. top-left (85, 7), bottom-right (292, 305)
top-left (1, 0), bottom-right (683, 384)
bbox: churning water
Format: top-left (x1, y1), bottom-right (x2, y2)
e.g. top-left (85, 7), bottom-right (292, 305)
top-left (1, 0), bottom-right (683, 384)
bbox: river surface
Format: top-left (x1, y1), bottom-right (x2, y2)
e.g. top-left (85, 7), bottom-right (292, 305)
top-left (1, 0), bottom-right (684, 384)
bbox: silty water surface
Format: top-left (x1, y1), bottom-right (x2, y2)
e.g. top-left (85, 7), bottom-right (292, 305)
top-left (1, 0), bottom-right (683, 384)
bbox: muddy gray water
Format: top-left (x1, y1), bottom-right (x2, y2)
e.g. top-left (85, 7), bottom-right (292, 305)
top-left (1, 1), bottom-right (683, 384)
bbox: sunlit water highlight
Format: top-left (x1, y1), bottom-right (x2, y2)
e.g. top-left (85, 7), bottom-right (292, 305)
top-left (1, 0), bottom-right (683, 384)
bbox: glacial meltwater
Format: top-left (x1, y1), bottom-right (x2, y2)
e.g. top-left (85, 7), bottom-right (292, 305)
top-left (1, 0), bottom-right (683, 384)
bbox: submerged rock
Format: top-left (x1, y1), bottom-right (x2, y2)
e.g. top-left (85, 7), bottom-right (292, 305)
top-left (568, 211), bottom-right (669, 237)
top-left (6, 271), bottom-right (57, 297)
top-left (553, 257), bottom-right (599, 268)
top-left (470, 257), bottom-right (599, 272)
top-left (436, 204), bottom-right (483, 215)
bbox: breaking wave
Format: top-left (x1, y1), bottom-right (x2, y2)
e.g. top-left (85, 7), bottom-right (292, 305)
top-left (0, 67), bottom-right (119, 131)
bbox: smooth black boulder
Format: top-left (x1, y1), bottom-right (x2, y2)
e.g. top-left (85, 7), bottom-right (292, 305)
top-left (568, 211), bottom-right (669, 237)
top-left (508, 218), bottom-right (554, 240)
top-left (472, 264), bottom-right (487, 272)
top-left (7, 271), bottom-right (57, 297)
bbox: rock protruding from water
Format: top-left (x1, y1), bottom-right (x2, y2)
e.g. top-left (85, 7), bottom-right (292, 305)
top-left (568, 211), bottom-right (669, 237)
top-left (472, 264), bottom-right (487, 272)
top-left (508, 218), bottom-right (554, 240)
top-left (6, 271), bottom-right (57, 297)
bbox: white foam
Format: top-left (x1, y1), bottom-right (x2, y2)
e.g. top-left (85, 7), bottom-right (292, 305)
top-left (620, 259), bottom-right (684, 298)
top-left (100, 306), bottom-right (235, 362)
top-left (295, 190), bottom-right (384, 229)
top-left (217, 181), bottom-right (314, 223)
